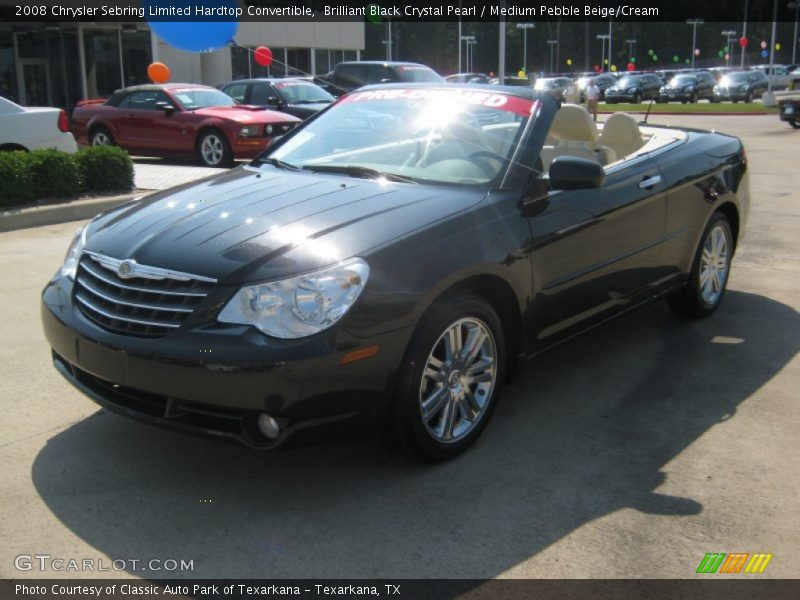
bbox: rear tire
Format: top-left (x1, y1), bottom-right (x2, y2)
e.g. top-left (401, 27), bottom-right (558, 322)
top-left (667, 212), bottom-right (734, 318)
top-left (196, 129), bottom-right (233, 167)
top-left (90, 126), bottom-right (115, 147)
top-left (390, 294), bottom-right (506, 461)
top-left (789, 117), bottom-right (800, 129)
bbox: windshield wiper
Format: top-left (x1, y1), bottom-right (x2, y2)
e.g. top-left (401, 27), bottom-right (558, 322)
top-left (256, 157), bottom-right (301, 171)
top-left (301, 164), bottom-right (417, 184)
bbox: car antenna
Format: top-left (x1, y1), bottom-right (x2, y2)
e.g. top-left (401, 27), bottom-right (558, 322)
top-left (641, 99), bottom-right (654, 125)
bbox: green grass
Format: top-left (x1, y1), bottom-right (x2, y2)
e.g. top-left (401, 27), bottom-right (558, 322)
top-left (599, 102), bottom-right (778, 114)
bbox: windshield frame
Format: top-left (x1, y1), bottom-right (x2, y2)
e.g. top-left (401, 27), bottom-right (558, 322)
top-left (273, 80), bottom-right (335, 105)
top-left (256, 86), bottom-right (542, 189)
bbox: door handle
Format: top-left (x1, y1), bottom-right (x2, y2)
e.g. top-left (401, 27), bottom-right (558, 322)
top-left (639, 175), bottom-right (662, 189)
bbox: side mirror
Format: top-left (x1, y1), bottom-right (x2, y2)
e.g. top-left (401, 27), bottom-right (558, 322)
top-left (156, 102), bottom-right (175, 115)
top-left (265, 96), bottom-right (284, 107)
top-left (548, 156), bottom-right (605, 190)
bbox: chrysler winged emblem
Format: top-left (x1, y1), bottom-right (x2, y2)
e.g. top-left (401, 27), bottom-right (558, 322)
top-left (117, 260), bottom-right (134, 278)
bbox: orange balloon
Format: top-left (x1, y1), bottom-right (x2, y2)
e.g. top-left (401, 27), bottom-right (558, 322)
top-left (147, 62), bottom-right (171, 84)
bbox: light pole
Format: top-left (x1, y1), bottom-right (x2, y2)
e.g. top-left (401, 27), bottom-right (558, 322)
top-left (721, 29), bottom-right (737, 66)
top-left (516, 23), bottom-right (535, 73)
top-left (382, 20), bottom-right (393, 61)
top-left (790, 1), bottom-right (800, 65)
top-left (597, 34), bottom-right (610, 71)
top-left (625, 38), bottom-right (637, 61)
top-left (687, 19), bottom-right (703, 69)
top-left (547, 40), bottom-right (558, 73)
top-left (460, 35), bottom-right (475, 73)
top-left (467, 38), bottom-right (478, 73)
top-left (741, 0), bottom-right (749, 67)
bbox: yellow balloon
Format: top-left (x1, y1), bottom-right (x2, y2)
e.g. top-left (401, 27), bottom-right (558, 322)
top-left (518, 70), bottom-right (526, 78)
top-left (604, 58), bottom-right (609, 65)
top-left (566, 58), bottom-right (572, 66)
top-left (610, 64), bottom-right (618, 72)
top-left (776, 43), bottom-right (782, 51)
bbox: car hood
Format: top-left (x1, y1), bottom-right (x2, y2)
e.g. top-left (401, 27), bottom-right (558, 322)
top-left (86, 167), bottom-right (487, 284)
top-left (191, 105), bottom-right (300, 124)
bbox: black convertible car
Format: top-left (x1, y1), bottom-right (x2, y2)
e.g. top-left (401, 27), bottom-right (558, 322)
top-left (42, 85), bottom-right (749, 461)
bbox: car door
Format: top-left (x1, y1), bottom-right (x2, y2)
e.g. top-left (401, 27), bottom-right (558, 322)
top-left (118, 90), bottom-right (160, 148)
top-left (524, 154), bottom-right (668, 345)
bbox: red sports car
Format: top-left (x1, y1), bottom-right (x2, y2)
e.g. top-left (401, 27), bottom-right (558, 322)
top-left (71, 83), bottom-right (301, 167)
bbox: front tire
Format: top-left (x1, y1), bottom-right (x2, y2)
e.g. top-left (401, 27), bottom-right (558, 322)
top-left (633, 92), bottom-right (642, 104)
top-left (196, 129), bottom-right (233, 167)
top-left (390, 294), bottom-right (506, 461)
top-left (789, 117), bottom-right (800, 129)
top-left (667, 212), bottom-right (733, 318)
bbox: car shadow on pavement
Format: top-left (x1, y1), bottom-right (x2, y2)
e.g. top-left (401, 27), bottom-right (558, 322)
top-left (31, 290), bottom-right (798, 578)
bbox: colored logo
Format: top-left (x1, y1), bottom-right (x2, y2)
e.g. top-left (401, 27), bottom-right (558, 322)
top-left (696, 553), bottom-right (773, 574)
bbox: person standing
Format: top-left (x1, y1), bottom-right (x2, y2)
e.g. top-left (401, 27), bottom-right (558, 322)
top-left (586, 79), bottom-right (601, 121)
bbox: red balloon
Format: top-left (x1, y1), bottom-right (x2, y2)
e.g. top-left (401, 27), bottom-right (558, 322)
top-left (739, 36), bottom-right (748, 48)
top-left (254, 46), bottom-right (273, 67)
top-left (627, 62), bottom-right (636, 71)
top-left (594, 64), bottom-right (601, 72)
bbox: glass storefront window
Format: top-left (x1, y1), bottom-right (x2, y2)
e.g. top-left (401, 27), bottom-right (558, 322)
top-left (0, 30), bottom-right (18, 102)
top-left (231, 45), bottom-right (250, 80)
top-left (121, 30), bottom-right (152, 88)
top-left (83, 29), bottom-right (122, 98)
top-left (286, 48), bottom-right (310, 77)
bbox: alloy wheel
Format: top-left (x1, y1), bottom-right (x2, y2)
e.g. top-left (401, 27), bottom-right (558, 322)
top-left (92, 132), bottom-right (110, 146)
top-left (699, 224), bottom-right (730, 305)
top-left (419, 317), bottom-right (497, 444)
top-left (200, 134), bottom-right (225, 166)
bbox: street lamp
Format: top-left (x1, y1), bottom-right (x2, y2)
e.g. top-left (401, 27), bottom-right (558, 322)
top-left (516, 23), bottom-right (535, 73)
top-left (789, 1), bottom-right (800, 65)
top-left (597, 34), bottom-right (610, 71)
top-left (721, 29), bottom-right (737, 66)
top-left (547, 40), bottom-right (558, 73)
top-left (625, 38), bottom-right (637, 62)
top-left (460, 35), bottom-right (475, 73)
top-left (686, 19), bottom-right (703, 69)
top-left (382, 20), bottom-right (393, 61)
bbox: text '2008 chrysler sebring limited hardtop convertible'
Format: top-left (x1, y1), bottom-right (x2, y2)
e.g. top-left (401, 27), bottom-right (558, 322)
top-left (42, 85), bottom-right (749, 461)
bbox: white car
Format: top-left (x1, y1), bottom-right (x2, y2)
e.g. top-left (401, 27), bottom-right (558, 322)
top-left (0, 96), bottom-right (77, 153)
top-left (752, 65), bottom-right (791, 90)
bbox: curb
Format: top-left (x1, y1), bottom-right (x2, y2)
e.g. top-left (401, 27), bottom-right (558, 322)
top-left (0, 192), bottom-right (142, 233)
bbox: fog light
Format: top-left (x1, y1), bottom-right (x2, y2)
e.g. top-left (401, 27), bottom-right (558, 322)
top-left (257, 413), bottom-right (280, 439)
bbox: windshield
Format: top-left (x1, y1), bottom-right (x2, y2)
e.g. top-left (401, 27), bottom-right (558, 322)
top-left (616, 77), bottom-right (641, 87)
top-left (669, 76), bottom-right (697, 85)
top-left (172, 89), bottom-right (236, 110)
top-left (274, 80), bottom-right (334, 104)
top-left (267, 88), bottom-right (534, 185)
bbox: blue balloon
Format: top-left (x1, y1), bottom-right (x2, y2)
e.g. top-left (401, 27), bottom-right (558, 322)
top-left (145, 0), bottom-right (239, 53)
top-left (761, 49), bottom-right (769, 58)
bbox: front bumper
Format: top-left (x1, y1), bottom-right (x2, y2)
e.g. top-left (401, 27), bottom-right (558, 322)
top-left (658, 91), bottom-right (693, 102)
top-left (231, 137), bottom-right (272, 159)
top-left (779, 102), bottom-right (798, 121)
top-left (42, 274), bottom-right (411, 449)
top-left (604, 93), bottom-right (637, 103)
top-left (713, 90), bottom-right (750, 101)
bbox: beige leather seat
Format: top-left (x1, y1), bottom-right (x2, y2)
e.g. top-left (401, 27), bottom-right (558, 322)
top-left (540, 105), bottom-right (616, 171)
top-left (599, 112), bottom-right (644, 159)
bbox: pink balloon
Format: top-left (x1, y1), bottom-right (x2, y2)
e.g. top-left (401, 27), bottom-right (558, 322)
top-left (254, 46), bottom-right (273, 67)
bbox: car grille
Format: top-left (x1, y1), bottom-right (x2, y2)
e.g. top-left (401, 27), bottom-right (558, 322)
top-left (74, 251), bottom-right (217, 337)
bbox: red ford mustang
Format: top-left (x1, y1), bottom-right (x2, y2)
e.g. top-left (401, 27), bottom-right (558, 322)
top-left (71, 83), bottom-right (301, 167)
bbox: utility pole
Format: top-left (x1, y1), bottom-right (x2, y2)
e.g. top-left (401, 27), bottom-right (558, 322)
top-left (790, 1), bottom-right (800, 65)
top-left (742, 0), bottom-right (749, 67)
top-left (625, 38), bottom-right (637, 61)
top-left (687, 19), bottom-right (703, 69)
top-left (721, 30), bottom-right (737, 66)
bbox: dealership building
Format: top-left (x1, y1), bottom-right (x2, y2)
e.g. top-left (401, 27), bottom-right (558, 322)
top-left (0, 21), bottom-right (364, 108)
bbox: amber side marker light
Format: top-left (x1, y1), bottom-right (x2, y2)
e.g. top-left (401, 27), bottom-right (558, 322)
top-left (340, 345), bottom-right (380, 365)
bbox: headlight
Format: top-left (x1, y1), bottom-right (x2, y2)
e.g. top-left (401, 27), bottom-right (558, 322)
top-left (239, 125), bottom-right (259, 138)
top-left (627, 87), bottom-right (637, 93)
top-left (218, 258), bottom-right (369, 338)
top-left (740, 85), bottom-right (750, 91)
top-left (685, 86), bottom-right (695, 91)
top-left (659, 86), bottom-right (666, 92)
top-left (265, 124), bottom-right (274, 135)
top-left (60, 224), bottom-right (88, 279)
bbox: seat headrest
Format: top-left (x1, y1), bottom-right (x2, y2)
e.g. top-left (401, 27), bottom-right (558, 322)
top-left (549, 105), bottom-right (599, 143)
top-left (601, 113), bottom-right (642, 144)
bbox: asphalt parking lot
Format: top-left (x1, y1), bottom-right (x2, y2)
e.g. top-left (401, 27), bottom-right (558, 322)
top-left (0, 114), bottom-right (797, 580)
